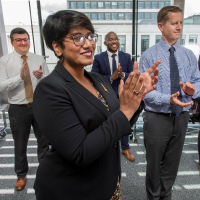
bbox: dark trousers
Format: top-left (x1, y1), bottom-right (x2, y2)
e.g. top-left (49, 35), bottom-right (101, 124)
top-left (116, 95), bottom-right (129, 150)
top-left (143, 111), bottom-right (190, 200)
top-left (198, 130), bottom-right (200, 161)
top-left (121, 135), bottom-right (129, 150)
top-left (8, 104), bottom-right (49, 178)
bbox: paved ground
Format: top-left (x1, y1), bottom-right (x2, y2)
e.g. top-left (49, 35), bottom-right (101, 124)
top-left (121, 133), bottom-right (200, 200)
top-left (0, 130), bottom-right (199, 200)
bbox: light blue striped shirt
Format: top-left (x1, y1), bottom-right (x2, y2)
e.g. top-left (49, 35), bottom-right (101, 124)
top-left (139, 38), bottom-right (200, 113)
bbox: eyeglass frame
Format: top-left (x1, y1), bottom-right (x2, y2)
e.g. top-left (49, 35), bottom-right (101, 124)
top-left (105, 38), bottom-right (120, 42)
top-left (14, 38), bottom-right (30, 43)
top-left (63, 33), bottom-right (98, 46)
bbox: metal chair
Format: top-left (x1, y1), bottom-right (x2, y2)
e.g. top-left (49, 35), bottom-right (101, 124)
top-left (0, 104), bottom-right (8, 138)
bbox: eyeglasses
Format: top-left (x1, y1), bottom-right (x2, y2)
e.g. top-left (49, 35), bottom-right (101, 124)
top-left (106, 38), bottom-right (120, 42)
top-left (14, 38), bottom-right (29, 43)
top-left (63, 33), bottom-right (98, 46)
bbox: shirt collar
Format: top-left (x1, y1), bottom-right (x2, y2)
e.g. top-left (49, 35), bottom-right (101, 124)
top-left (158, 38), bottom-right (180, 52)
top-left (107, 50), bottom-right (118, 57)
top-left (14, 50), bottom-right (30, 58)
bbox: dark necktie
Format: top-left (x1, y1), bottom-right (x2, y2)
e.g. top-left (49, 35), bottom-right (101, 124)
top-left (169, 47), bottom-right (182, 116)
top-left (111, 54), bottom-right (117, 73)
top-left (111, 54), bottom-right (118, 95)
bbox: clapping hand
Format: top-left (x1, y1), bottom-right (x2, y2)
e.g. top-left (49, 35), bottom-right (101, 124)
top-left (119, 71), bottom-right (145, 121)
top-left (179, 82), bottom-right (195, 96)
top-left (170, 91), bottom-right (193, 107)
top-left (20, 62), bottom-right (27, 80)
top-left (33, 65), bottom-right (43, 79)
top-left (118, 63), bottom-right (124, 78)
top-left (132, 60), bottom-right (160, 95)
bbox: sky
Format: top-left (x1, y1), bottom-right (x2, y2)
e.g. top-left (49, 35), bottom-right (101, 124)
top-left (184, 0), bottom-right (200, 18)
top-left (1, 0), bottom-right (200, 25)
top-left (1, 0), bottom-right (67, 25)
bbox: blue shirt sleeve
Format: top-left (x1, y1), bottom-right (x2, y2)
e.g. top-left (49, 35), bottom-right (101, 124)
top-left (139, 53), bottom-right (171, 107)
top-left (189, 51), bottom-right (200, 99)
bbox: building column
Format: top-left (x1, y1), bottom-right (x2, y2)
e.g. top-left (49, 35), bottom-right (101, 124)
top-left (0, 0), bottom-right (8, 57)
top-left (0, 0), bottom-right (8, 105)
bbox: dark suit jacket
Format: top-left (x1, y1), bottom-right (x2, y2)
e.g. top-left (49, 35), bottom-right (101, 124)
top-left (33, 62), bottom-right (142, 200)
top-left (91, 51), bottom-right (133, 95)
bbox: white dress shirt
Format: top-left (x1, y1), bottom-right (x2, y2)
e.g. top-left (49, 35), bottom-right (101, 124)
top-left (0, 50), bottom-right (50, 104)
top-left (106, 50), bottom-right (124, 83)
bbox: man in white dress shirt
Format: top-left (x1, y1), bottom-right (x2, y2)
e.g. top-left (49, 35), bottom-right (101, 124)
top-left (0, 28), bottom-right (49, 191)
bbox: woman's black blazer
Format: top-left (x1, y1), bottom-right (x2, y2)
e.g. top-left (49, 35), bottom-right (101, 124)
top-left (33, 62), bottom-right (143, 200)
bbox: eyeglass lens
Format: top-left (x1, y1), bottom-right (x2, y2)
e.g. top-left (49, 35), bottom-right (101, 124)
top-left (15, 39), bottom-right (29, 42)
top-left (108, 39), bottom-right (119, 42)
top-left (73, 34), bottom-right (98, 46)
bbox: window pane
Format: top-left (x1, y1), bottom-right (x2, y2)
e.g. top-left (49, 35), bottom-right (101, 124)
top-left (165, 2), bottom-right (171, 6)
top-left (159, 2), bottom-right (165, 8)
top-left (138, 2), bottom-right (144, 9)
top-left (112, 13), bottom-right (118, 20)
top-left (112, 2), bottom-right (118, 9)
top-left (95, 35), bottom-right (102, 55)
top-left (118, 35), bottom-right (126, 52)
top-left (70, 2), bottom-right (76, 9)
top-left (118, 2), bottom-right (124, 9)
top-left (105, 2), bottom-right (110, 9)
top-left (84, 13), bottom-right (90, 19)
top-left (105, 13), bottom-right (111, 20)
top-left (91, 2), bottom-right (97, 8)
top-left (145, 13), bottom-right (150, 19)
top-left (77, 2), bottom-right (83, 8)
top-left (145, 2), bottom-right (150, 9)
top-left (98, 13), bottom-right (104, 20)
top-left (84, 2), bottom-right (90, 9)
top-left (138, 13), bottom-right (143, 20)
top-left (182, 35), bottom-right (186, 45)
top-left (189, 35), bottom-right (198, 44)
top-left (98, 2), bottom-right (104, 9)
top-left (125, 13), bottom-right (131, 20)
top-left (91, 13), bottom-right (97, 20)
top-left (141, 35), bottom-right (149, 54)
top-left (156, 35), bottom-right (162, 43)
top-left (152, 13), bottom-right (157, 19)
top-left (194, 15), bottom-right (200, 24)
top-left (125, 2), bottom-right (131, 9)
top-left (119, 13), bottom-right (124, 20)
top-left (152, 2), bottom-right (157, 8)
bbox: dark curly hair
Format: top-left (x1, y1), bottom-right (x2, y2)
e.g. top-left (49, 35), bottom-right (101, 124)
top-left (42, 10), bottom-right (95, 59)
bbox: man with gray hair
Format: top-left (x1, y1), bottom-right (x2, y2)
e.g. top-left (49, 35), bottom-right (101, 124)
top-left (92, 31), bottom-right (135, 162)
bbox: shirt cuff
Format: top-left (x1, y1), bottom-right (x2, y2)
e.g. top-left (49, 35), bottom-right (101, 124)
top-left (121, 72), bottom-right (125, 80)
top-left (110, 78), bottom-right (113, 84)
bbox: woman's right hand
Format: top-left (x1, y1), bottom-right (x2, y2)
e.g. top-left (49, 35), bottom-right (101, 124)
top-left (119, 60), bottom-right (160, 121)
top-left (119, 71), bottom-right (145, 121)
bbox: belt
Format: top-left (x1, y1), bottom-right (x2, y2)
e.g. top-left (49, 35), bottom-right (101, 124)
top-left (145, 109), bottom-right (186, 117)
top-left (17, 103), bottom-right (33, 107)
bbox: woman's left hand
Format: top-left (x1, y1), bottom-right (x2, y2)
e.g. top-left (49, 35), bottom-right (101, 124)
top-left (133, 60), bottom-right (161, 95)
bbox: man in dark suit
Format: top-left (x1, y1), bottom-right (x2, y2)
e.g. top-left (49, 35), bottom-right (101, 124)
top-left (91, 31), bottom-right (135, 161)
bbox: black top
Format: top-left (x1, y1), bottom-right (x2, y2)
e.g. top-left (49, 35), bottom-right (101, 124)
top-left (33, 62), bottom-right (143, 200)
